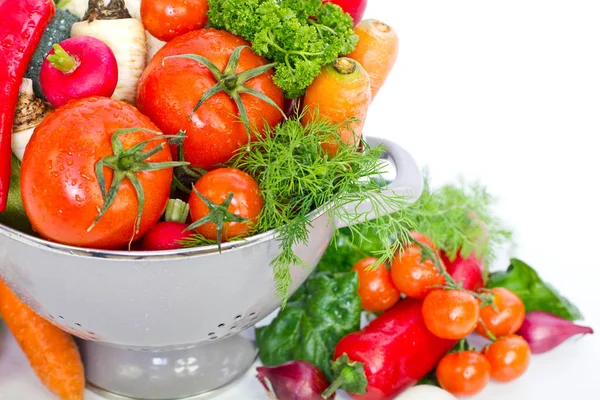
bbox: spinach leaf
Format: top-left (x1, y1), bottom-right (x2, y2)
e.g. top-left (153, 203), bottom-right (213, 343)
top-left (256, 271), bottom-right (361, 380)
top-left (487, 258), bottom-right (582, 321)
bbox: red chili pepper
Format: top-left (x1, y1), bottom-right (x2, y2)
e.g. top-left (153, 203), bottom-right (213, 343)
top-left (323, 270), bottom-right (482, 400)
top-left (0, 0), bottom-right (55, 212)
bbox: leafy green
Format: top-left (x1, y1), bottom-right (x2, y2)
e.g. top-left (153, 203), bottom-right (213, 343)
top-left (406, 172), bottom-right (513, 278)
top-left (255, 271), bottom-right (362, 380)
top-left (224, 113), bottom-right (413, 302)
top-left (488, 258), bottom-right (582, 321)
top-left (207, 0), bottom-right (358, 98)
top-left (315, 225), bottom-right (392, 274)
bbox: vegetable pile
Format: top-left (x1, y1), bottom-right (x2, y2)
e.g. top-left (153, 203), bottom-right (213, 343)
top-left (0, 1), bottom-right (593, 400)
top-left (255, 178), bottom-right (594, 399)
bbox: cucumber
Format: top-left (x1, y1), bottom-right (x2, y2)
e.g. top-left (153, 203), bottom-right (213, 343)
top-left (25, 9), bottom-right (80, 100)
top-left (0, 156), bottom-right (35, 236)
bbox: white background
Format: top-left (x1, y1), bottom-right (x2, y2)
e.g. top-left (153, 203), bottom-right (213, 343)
top-left (1, 0), bottom-right (599, 399)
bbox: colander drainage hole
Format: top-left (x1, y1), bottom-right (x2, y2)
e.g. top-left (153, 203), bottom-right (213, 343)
top-left (230, 326), bottom-right (238, 330)
top-left (58, 315), bottom-right (64, 320)
top-left (250, 312), bottom-right (256, 316)
top-left (218, 323), bottom-right (225, 328)
top-left (75, 323), bottom-right (82, 327)
top-left (235, 315), bottom-right (242, 320)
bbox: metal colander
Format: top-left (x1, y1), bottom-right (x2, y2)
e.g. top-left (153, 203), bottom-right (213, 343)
top-left (0, 136), bottom-right (422, 400)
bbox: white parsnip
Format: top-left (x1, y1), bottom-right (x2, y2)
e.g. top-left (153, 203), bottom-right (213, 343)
top-left (124, 0), bottom-right (166, 63)
top-left (12, 79), bottom-right (51, 161)
top-left (71, 0), bottom-right (147, 105)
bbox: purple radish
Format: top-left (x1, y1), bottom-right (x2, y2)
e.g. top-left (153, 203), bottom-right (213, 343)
top-left (256, 361), bottom-right (335, 400)
top-left (517, 311), bottom-right (593, 354)
top-left (40, 36), bottom-right (118, 108)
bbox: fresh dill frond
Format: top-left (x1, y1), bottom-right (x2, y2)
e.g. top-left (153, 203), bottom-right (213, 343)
top-left (407, 170), bottom-right (513, 277)
top-left (227, 112), bottom-right (415, 303)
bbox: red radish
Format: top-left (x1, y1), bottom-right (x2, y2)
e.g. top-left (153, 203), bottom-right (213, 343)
top-left (141, 221), bottom-right (194, 251)
top-left (441, 252), bottom-right (484, 292)
top-left (141, 199), bottom-right (193, 251)
top-left (256, 361), bottom-right (335, 400)
top-left (323, 0), bottom-right (368, 26)
top-left (517, 311), bottom-right (594, 354)
top-left (40, 36), bottom-right (118, 108)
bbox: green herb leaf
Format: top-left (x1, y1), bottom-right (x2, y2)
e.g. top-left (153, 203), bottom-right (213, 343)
top-left (222, 111), bottom-right (412, 302)
top-left (407, 172), bottom-right (513, 280)
top-left (487, 258), bottom-right (582, 321)
top-left (207, 0), bottom-right (358, 98)
top-left (255, 271), bottom-right (362, 380)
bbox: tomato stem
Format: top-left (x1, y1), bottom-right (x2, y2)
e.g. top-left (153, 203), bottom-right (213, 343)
top-left (186, 188), bottom-right (250, 252)
top-left (414, 240), bottom-right (495, 306)
top-left (162, 46), bottom-right (286, 144)
top-left (88, 128), bottom-right (189, 235)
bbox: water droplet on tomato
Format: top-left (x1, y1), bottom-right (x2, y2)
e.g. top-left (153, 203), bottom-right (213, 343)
top-left (52, 172), bottom-right (59, 177)
top-left (110, 102), bottom-right (123, 110)
top-left (66, 160), bottom-right (74, 166)
top-left (75, 195), bottom-right (83, 202)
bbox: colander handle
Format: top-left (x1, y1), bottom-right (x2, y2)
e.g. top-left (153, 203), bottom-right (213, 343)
top-left (334, 136), bottom-right (423, 228)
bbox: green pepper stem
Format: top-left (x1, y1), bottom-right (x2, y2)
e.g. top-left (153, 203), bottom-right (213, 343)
top-left (46, 44), bottom-right (78, 74)
top-left (165, 199), bottom-right (190, 223)
top-left (321, 373), bottom-right (345, 399)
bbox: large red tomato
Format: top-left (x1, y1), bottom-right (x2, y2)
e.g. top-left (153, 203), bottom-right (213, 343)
top-left (136, 29), bottom-right (285, 170)
top-left (20, 97), bottom-right (174, 249)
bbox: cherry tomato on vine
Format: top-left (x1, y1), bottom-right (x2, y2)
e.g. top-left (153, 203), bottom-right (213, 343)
top-left (436, 351), bottom-right (491, 397)
top-left (422, 290), bottom-right (480, 340)
top-left (485, 335), bottom-right (531, 382)
top-left (476, 287), bottom-right (525, 339)
top-left (188, 168), bottom-right (263, 244)
top-left (352, 257), bottom-right (401, 313)
top-left (141, 0), bottom-right (209, 42)
top-left (391, 233), bottom-right (446, 299)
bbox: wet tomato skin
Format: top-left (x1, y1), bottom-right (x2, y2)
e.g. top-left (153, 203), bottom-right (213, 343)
top-left (136, 29), bottom-right (284, 171)
top-left (352, 257), bottom-right (401, 313)
top-left (20, 97), bottom-right (173, 250)
top-left (189, 168), bottom-right (263, 241)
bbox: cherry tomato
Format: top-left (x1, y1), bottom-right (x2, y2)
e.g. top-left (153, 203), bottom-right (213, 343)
top-left (422, 290), bottom-right (480, 340)
top-left (485, 335), bottom-right (531, 382)
top-left (137, 29), bottom-right (284, 171)
top-left (141, 0), bottom-right (209, 42)
top-left (436, 351), bottom-right (491, 397)
top-left (189, 168), bottom-right (263, 241)
top-left (20, 97), bottom-right (173, 249)
top-left (352, 257), bottom-right (401, 313)
top-left (391, 233), bottom-right (446, 299)
top-left (476, 288), bottom-right (525, 338)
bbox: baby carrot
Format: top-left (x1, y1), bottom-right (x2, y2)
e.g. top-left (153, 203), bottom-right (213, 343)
top-left (347, 19), bottom-right (399, 101)
top-left (301, 57), bottom-right (371, 156)
top-left (0, 280), bottom-right (85, 400)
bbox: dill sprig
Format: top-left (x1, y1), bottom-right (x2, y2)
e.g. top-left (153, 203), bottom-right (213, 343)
top-left (407, 171), bottom-right (513, 278)
top-left (216, 111), bottom-right (415, 303)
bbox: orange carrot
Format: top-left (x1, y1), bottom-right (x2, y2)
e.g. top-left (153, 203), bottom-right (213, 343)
top-left (0, 279), bottom-right (85, 400)
top-left (347, 19), bottom-right (399, 101)
top-left (301, 57), bottom-right (371, 156)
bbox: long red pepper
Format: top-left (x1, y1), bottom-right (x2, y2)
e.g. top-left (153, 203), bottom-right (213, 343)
top-left (0, 0), bottom-right (55, 211)
top-left (323, 258), bottom-right (483, 400)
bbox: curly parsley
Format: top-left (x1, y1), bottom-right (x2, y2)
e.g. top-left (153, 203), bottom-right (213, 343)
top-left (207, 0), bottom-right (359, 99)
